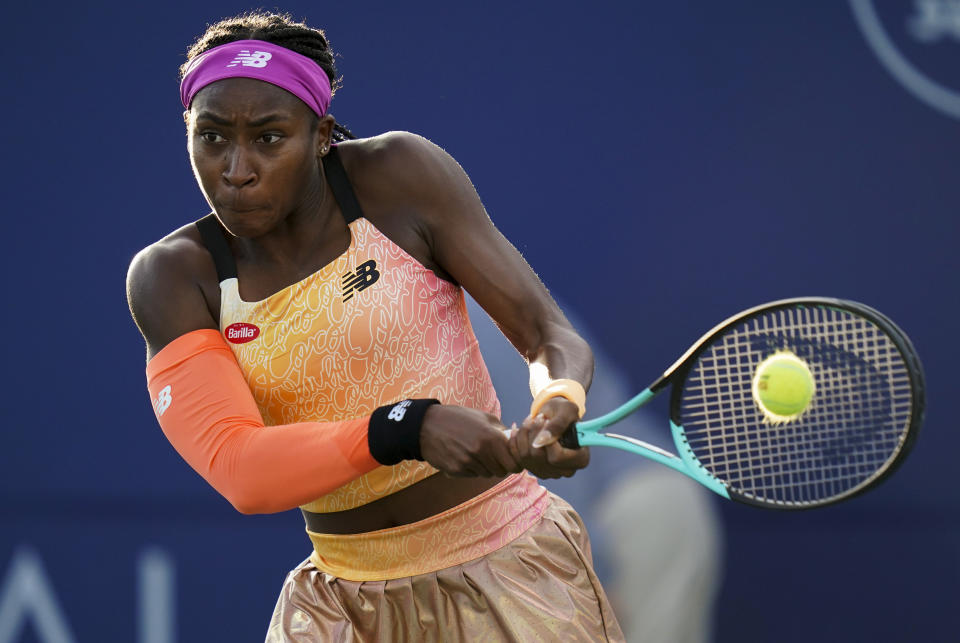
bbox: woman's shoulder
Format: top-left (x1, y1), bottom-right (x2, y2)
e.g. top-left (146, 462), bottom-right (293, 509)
top-left (128, 220), bottom-right (214, 287)
top-left (332, 132), bottom-right (465, 282)
top-left (127, 219), bottom-right (222, 353)
top-left (336, 131), bottom-right (462, 195)
top-left (338, 130), bottom-right (436, 160)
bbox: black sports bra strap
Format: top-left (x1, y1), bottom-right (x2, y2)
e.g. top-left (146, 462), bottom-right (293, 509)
top-left (322, 146), bottom-right (364, 224)
top-left (195, 214), bottom-right (238, 282)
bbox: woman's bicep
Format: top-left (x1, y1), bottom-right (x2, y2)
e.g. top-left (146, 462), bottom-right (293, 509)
top-left (414, 151), bottom-right (565, 356)
top-left (441, 219), bottom-right (560, 351)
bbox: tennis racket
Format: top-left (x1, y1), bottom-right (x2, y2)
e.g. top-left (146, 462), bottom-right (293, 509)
top-left (560, 297), bottom-right (925, 509)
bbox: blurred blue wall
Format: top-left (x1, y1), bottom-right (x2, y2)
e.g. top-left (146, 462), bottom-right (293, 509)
top-left (1, 1), bottom-right (956, 641)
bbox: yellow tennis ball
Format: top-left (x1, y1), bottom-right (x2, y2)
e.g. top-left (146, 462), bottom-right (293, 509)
top-left (752, 351), bottom-right (815, 422)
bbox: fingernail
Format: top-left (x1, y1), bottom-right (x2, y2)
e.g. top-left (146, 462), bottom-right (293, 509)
top-left (532, 429), bottom-right (553, 448)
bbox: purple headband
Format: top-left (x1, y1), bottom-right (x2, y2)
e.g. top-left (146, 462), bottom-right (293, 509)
top-left (180, 39), bottom-right (332, 118)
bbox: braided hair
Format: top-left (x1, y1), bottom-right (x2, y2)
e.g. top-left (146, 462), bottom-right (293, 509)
top-left (181, 11), bottom-right (356, 142)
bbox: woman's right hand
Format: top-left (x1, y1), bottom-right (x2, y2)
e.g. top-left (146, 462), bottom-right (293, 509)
top-left (419, 405), bottom-right (522, 478)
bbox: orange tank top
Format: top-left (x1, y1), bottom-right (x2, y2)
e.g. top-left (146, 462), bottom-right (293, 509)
top-left (197, 148), bottom-right (501, 512)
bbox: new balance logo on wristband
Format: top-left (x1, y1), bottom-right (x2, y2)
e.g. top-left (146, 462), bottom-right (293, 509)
top-left (227, 50), bottom-right (272, 68)
top-left (342, 259), bottom-right (380, 301)
top-left (368, 398), bottom-right (440, 465)
top-left (153, 385), bottom-right (172, 417)
top-left (387, 400), bottom-right (413, 421)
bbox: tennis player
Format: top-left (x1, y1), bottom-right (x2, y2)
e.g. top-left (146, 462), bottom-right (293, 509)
top-left (127, 11), bottom-right (623, 641)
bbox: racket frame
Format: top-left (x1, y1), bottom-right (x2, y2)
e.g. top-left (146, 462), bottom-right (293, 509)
top-left (563, 297), bottom-right (925, 509)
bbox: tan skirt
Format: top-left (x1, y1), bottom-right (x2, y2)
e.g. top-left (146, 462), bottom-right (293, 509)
top-left (266, 474), bottom-right (623, 642)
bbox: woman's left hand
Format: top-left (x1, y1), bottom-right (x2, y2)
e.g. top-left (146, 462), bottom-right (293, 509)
top-left (507, 397), bottom-right (590, 479)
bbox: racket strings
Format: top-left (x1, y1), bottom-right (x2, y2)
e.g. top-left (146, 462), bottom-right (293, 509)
top-left (678, 305), bottom-right (914, 507)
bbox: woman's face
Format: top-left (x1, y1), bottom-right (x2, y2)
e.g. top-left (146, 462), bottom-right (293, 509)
top-left (187, 77), bottom-right (328, 239)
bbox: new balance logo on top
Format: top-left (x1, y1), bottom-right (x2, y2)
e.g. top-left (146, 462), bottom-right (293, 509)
top-left (227, 50), bottom-right (273, 68)
top-left (387, 400), bottom-right (412, 422)
top-left (342, 259), bottom-right (380, 301)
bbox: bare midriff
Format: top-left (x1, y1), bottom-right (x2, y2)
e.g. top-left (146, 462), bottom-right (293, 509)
top-left (302, 474), bottom-right (503, 534)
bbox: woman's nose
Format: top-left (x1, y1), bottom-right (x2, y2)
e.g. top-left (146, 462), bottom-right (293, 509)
top-left (222, 146), bottom-right (256, 188)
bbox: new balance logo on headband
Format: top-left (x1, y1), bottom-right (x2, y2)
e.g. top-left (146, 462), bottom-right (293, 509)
top-left (227, 50), bottom-right (273, 68)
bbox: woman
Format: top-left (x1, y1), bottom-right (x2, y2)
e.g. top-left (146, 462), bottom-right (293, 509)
top-left (127, 11), bottom-right (623, 642)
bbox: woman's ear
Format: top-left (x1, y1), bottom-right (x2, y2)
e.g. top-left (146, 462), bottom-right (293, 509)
top-left (316, 114), bottom-right (336, 156)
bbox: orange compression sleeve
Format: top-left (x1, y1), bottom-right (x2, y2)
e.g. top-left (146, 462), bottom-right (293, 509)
top-left (145, 329), bottom-right (380, 514)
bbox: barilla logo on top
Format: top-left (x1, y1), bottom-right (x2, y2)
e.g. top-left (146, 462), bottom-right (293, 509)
top-left (227, 50), bottom-right (273, 68)
top-left (225, 322), bottom-right (261, 344)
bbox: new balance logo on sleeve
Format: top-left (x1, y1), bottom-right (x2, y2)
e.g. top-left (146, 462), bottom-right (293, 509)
top-left (342, 259), bottom-right (380, 301)
top-left (153, 385), bottom-right (173, 417)
top-left (227, 50), bottom-right (273, 68)
top-left (387, 400), bottom-right (413, 421)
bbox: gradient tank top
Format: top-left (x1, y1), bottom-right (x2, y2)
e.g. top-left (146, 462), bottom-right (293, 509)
top-left (196, 147), bottom-right (500, 512)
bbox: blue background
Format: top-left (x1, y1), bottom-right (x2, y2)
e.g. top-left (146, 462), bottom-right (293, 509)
top-left (1, 1), bottom-right (957, 641)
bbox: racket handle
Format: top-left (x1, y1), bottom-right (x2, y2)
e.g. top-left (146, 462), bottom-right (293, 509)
top-left (559, 425), bottom-right (581, 449)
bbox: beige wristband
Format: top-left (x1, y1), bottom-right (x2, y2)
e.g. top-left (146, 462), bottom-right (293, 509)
top-left (529, 379), bottom-right (586, 419)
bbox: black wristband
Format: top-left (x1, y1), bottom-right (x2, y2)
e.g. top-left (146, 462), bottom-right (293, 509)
top-left (368, 398), bottom-right (440, 465)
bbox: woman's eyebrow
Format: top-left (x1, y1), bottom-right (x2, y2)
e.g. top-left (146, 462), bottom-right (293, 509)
top-left (194, 111), bottom-right (290, 127)
top-left (248, 113), bottom-right (290, 127)
top-left (194, 110), bottom-right (231, 125)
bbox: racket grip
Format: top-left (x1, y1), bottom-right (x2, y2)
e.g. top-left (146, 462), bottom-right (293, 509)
top-left (559, 425), bottom-right (581, 449)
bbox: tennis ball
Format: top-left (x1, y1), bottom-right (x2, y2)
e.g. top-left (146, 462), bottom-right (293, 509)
top-left (751, 351), bottom-right (815, 422)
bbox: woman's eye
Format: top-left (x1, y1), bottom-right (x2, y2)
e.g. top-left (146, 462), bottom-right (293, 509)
top-left (259, 133), bottom-right (283, 144)
top-left (200, 132), bottom-right (225, 144)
